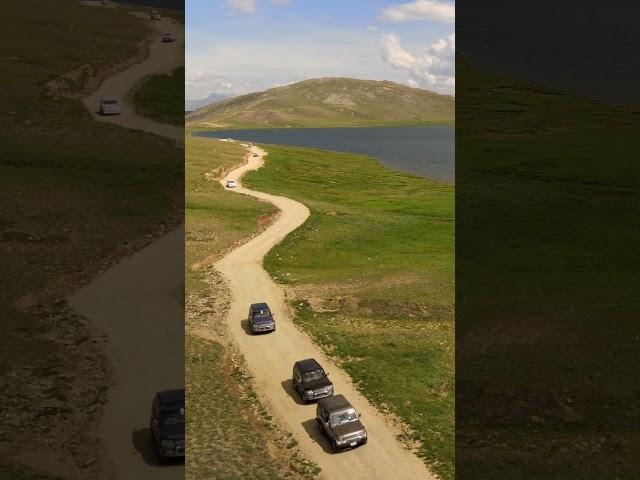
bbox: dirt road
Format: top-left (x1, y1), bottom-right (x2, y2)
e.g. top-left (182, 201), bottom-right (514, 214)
top-left (217, 145), bottom-right (437, 480)
top-left (82, 13), bottom-right (184, 143)
top-left (70, 10), bottom-right (184, 480)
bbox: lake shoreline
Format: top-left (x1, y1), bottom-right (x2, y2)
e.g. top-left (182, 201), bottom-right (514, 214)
top-left (193, 125), bottom-right (455, 184)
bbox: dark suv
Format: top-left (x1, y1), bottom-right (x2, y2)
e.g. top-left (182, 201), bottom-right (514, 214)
top-left (150, 389), bottom-right (185, 460)
top-left (316, 394), bottom-right (367, 452)
top-left (248, 302), bottom-right (275, 334)
top-left (292, 358), bottom-right (333, 402)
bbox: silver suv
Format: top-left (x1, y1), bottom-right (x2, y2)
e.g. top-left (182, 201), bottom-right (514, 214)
top-left (316, 394), bottom-right (367, 452)
top-left (99, 97), bottom-right (121, 115)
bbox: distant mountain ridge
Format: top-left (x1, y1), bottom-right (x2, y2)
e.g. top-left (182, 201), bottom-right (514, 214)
top-left (186, 77), bottom-right (454, 128)
top-left (185, 92), bottom-right (233, 112)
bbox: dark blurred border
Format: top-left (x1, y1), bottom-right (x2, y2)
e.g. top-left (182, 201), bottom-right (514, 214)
top-left (456, 1), bottom-right (640, 478)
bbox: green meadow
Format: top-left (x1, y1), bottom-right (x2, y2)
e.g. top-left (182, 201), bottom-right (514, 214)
top-left (455, 61), bottom-right (640, 479)
top-left (244, 145), bottom-right (455, 479)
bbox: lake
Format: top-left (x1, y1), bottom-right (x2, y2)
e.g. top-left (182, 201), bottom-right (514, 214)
top-left (193, 125), bottom-right (454, 183)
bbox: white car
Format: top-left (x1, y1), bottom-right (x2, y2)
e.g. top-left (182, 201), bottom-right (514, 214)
top-left (99, 97), bottom-right (121, 115)
top-left (161, 33), bottom-right (175, 43)
top-left (150, 10), bottom-right (161, 20)
top-left (226, 179), bottom-right (237, 188)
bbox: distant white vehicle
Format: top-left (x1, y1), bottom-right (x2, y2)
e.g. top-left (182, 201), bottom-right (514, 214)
top-left (226, 179), bottom-right (237, 188)
top-left (161, 33), bottom-right (175, 43)
top-left (99, 97), bottom-right (121, 115)
top-left (150, 10), bottom-right (161, 20)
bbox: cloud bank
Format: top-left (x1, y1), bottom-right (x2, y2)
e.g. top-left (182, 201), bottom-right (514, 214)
top-left (380, 0), bottom-right (454, 23)
top-left (380, 33), bottom-right (455, 93)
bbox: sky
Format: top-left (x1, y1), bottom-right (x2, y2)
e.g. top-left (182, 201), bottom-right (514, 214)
top-left (186, 0), bottom-right (455, 100)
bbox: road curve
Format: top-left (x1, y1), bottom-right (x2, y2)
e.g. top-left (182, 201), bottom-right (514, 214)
top-left (70, 10), bottom-right (184, 480)
top-left (216, 143), bottom-right (437, 480)
top-left (82, 13), bottom-right (184, 143)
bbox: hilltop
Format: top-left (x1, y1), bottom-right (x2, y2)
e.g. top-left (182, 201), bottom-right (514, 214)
top-left (186, 77), bottom-right (454, 128)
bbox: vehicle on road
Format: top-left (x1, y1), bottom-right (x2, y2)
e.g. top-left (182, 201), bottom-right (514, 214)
top-left (161, 33), bottom-right (175, 43)
top-left (248, 302), bottom-right (275, 334)
top-left (98, 97), bottom-right (121, 115)
top-left (150, 389), bottom-right (185, 460)
top-left (226, 179), bottom-right (237, 188)
top-left (293, 358), bottom-right (333, 402)
top-left (316, 394), bottom-right (367, 452)
top-left (252, 153), bottom-right (259, 157)
top-left (150, 10), bottom-right (161, 20)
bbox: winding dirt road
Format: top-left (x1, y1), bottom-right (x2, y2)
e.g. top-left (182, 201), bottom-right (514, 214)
top-left (82, 13), bottom-right (184, 143)
top-left (216, 144), bottom-right (436, 480)
top-left (70, 10), bottom-right (184, 480)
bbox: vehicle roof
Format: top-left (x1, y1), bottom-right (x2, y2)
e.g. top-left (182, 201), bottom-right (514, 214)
top-left (157, 389), bottom-right (185, 406)
top-left (250, 302), bottom-right (270, 310)
top-left (318, 394), bottom-right (352, 412)
top-left (100, 97), bottom-right (118, 102)
top-left (295, 358), bottom-right (323, 372)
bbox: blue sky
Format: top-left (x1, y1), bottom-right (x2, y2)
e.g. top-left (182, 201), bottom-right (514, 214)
top-left (186, 0), bottom-right (455, 100)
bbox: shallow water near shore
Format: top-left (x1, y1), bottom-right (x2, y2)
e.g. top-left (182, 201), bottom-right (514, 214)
top-left (194, 125), bottom-right (454, 183)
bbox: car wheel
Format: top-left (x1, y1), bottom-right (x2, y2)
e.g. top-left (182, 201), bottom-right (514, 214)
top-left (332, 439), bottom-right (340, 453)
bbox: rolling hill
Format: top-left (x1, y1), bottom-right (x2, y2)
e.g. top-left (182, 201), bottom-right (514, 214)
top-left (186, 77), bottom-right (454, 128)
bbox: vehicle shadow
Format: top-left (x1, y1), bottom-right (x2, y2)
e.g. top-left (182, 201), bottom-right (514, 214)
top-left (132, 427), bottom-right (159, 466)
top-left (280, 379), bottom-right (306, 406)
top-left (131, 428), bottom-right (184, 467)
top-left (300, 418), bottom-right (335, 454)
top-left (240, 318), bottom-right (252, 335)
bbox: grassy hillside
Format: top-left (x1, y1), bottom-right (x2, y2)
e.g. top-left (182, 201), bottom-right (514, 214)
top-left (244, 145), bottom-right (455, 479)
top-left (187, 77), bottom-right (454, 128)
top-left (456, 61), bottom-right (640, 478)
top-left (1, 2), bottom-right (183, 477)
top-left (132, 66), bottom-right (184, 126)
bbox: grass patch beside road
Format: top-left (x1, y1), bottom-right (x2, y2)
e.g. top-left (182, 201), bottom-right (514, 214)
top-left (244, 145), bottom-right (455, 479)
top-left (132, 66), bottom-right (185, 126)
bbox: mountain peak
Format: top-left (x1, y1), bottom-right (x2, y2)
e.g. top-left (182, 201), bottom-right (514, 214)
top-left (187, 77), bottom-right (453, 128)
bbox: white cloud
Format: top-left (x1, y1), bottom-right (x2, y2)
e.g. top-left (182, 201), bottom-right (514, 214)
top-left (366, 25), bottom-right (379, 32)
top-left (407, 79), bottom-right (419, 88)
top-left (379, 33), bottom-right (455, 94)
top-left (380, 0), bottom-right (454, 23)
top-left (224, 0), bottom-right (256, 14)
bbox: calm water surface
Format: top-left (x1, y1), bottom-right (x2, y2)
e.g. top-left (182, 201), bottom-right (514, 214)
top-left (194, 126), bottom-right (454, 183)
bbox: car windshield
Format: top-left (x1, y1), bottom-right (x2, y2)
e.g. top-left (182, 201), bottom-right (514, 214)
top-left (303, 369), bottom-right (325, 382)
top-left (330, 408), bottom-right (358, 426)
top-left (162, 409), bottom-right (185, 425)
top-left (102, 100), bottom-right (117, 105)
top-left (254, 310), bottom-right (270, 318)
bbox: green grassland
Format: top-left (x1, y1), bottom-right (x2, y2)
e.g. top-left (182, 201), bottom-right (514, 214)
top-left (1, 1), bottom-right (182, 476)
top-left (243, 146), bottom-right (455, 479)
top-left (186, 137), bottom-right (317, 479)
top-left (455, 60), bottom-right (640, 478)
top-left (187, 77), bottom-right (454, 129)
top-left (132, 66), bottom-right (185, 126)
